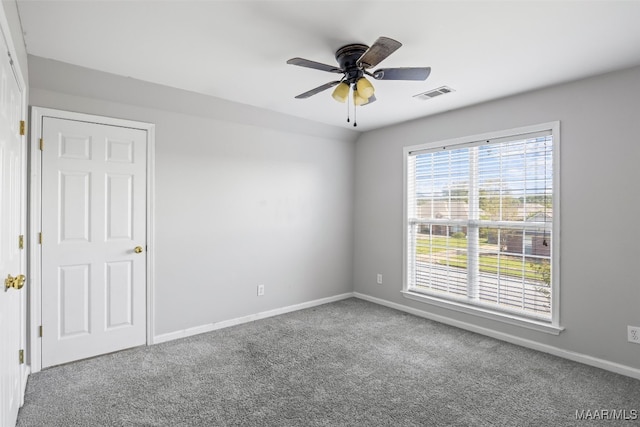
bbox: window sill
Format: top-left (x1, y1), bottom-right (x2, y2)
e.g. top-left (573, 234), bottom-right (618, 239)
top-left (401, 290), bottom-right (564, 335)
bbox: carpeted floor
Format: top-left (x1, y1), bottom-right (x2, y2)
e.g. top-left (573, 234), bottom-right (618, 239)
top-left (16, 298), bottom-right (640, 426)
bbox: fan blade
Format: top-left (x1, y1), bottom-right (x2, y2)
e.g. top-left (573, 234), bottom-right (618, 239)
top-left (357, 37), bottom-right (402, 69)
top-left (294, 81), bottom-right (341, 99)
top-left (372, 67), bottom-right (431, 81)
top-left (287, 57), bottom-right (342, 73)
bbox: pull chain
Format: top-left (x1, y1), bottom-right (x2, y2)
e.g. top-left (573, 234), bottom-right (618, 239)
top-left (345, 85), bottom-right (358, 127)
top-left (346, 96), bottom-right (350, 124)
top-left (353, 104), bottom-right (357, 127)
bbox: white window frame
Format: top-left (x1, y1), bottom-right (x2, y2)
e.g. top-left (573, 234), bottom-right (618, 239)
top-left (402, 122), bottom-right (563, 335)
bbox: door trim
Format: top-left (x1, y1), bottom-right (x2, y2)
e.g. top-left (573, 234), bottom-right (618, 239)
top-left (29, 107), bottom-right (156, 372)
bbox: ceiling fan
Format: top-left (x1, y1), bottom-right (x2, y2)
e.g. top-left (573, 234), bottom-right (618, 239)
top-left (287, 36), bottom-right (431, 126)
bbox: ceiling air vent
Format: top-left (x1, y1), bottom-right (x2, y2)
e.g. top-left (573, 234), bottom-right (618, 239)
top-left (413, 86), bottom-right (455, 100)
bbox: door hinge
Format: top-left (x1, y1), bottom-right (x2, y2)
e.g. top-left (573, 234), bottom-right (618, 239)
top-left (20, 120), bottom-right (25, 136)
top-left (18, 234), bottom-right (24, 250)
top-left (19, 349), bottom-right (24, 364)
top-left (39, 138), bottom-right (44, 151)
top-left (38, 232), bottom-right (43, 244)
top-left (39, 325), bottom-right (43, 337)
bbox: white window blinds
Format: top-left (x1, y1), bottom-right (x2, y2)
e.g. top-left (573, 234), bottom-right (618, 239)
top-left (406, 129), bottom-right (554, 321)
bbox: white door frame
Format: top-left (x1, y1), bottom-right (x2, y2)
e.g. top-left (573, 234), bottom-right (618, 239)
top-left (29, 107), bottom-right (156, 373)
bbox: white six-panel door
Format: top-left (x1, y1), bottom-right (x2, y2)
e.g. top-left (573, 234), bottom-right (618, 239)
top-left (0, 37), bottom-right (25, 427)
top-left (41, 117), bottom-right (147, 368)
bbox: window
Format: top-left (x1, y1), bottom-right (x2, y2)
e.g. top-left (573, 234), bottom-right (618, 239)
top-left (403, 122), bottom-right (560, 332)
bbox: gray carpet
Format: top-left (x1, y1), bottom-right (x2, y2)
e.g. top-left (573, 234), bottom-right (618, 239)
top-left (16, 298), bottom-right (640, 426)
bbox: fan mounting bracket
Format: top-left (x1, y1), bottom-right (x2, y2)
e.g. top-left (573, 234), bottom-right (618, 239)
top-left (335, 43), bottom-right (368, 84)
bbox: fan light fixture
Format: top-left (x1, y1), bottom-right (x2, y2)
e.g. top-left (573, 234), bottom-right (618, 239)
top-left (331, 82), bottom-right (350, 103)
top-left (353, 89), bottom-right (369, 106)
top-left (356, 77), bottom-right (375, 99)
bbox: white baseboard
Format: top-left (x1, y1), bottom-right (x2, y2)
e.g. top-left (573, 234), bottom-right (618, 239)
top-left (153, 292), bottom-right (355, 344)
top-left (354, 292), bottom-right (640, 381)
top-left (152, 290), bottom-right (640, 380)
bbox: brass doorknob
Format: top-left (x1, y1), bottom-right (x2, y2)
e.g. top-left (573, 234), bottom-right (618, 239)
top-left (5, 274), bottom-right (25, 291)
top-left (134, 246), bottom-right (144, 254)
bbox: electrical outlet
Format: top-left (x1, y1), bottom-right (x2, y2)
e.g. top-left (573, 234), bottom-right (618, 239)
top-left (257, 284), bottom-right (265, 296)
top-left (377, 274), bottom-right (383, 285)
top-left (628, 326), bottom-right (640, 344)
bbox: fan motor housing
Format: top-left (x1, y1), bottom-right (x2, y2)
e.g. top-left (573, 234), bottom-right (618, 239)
top-left (335, 43), bottom-right (368, 83)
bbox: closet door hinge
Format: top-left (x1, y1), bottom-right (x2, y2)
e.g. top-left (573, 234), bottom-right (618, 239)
top-left (19, 349), bottom-right (24, 364)
top-left (39, 138), bottom-right (44, 151)
top-left (19, 120), bottom-right (25, 136)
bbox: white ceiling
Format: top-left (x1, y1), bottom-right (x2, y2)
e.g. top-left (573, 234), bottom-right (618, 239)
top-left (16, 0), bottom-right (640, 132)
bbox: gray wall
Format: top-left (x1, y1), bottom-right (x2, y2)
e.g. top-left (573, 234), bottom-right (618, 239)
top-left (354, 65), bottom-right (640, 369)
top-left (29, 56), bottom-right (357, 337)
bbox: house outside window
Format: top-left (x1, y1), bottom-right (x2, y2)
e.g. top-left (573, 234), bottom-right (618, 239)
top-left (403, 122), bottom-right (561, 333)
